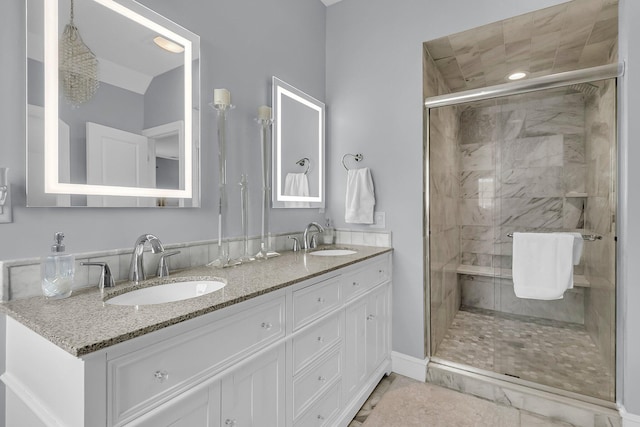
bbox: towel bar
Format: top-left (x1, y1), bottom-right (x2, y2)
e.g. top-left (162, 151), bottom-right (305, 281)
top-left (506, 232), bottom-right (602, 241)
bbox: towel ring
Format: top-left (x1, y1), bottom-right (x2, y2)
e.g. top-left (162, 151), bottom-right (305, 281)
top-left (296, 157), bottom-right (310, 175)
top-left (342, 153), bottom-right (363, 171)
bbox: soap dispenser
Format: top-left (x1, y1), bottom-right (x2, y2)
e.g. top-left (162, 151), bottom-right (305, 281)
top-left (41, 232), bottom-right (74, 299)
top-left (322, 218), bottom-right (335, 245)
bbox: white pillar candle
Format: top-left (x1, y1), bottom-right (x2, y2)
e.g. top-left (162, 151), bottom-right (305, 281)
top-left (214, 88), bottom-right (231, 106)
top-left (258, 105), bottom-right (272, 120)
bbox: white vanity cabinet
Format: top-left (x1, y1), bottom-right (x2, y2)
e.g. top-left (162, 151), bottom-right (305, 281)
top-left (2, 252), bottom-right (392, 427)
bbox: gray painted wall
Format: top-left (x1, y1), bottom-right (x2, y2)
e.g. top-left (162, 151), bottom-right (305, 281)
top-left (325, 0), bottom-right (639, 415)
top-left (0, 0), bottom-right (325, 260)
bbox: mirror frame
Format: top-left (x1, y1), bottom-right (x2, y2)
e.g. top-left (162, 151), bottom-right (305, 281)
top-left (272, 77), bottom-right (325, 209)
top-left (33, 0), bottom-right (199, 201)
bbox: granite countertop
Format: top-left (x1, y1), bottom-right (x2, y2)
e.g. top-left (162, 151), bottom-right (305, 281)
top-left (0, 245), bottom-right (392, 357)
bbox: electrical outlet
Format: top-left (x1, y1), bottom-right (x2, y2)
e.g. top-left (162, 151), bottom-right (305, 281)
top-left (370, 212), bottom-right (385, 229)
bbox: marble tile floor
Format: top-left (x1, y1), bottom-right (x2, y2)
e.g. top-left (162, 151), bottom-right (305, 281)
top-left (351, 373), bottom-right (582, 426)
top-left (434, 307), bottom-right (614, 401)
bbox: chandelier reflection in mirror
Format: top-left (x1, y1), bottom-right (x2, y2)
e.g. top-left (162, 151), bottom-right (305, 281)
top-left (59, 0), bottom-right (99, 106)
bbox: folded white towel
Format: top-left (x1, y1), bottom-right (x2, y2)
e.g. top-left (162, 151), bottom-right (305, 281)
top-left (345, 167), bottom-right (375, 224)
top-left (284, 173), bottom-right (310, 208)
top-left (512, 232), bottom-right (574, 300)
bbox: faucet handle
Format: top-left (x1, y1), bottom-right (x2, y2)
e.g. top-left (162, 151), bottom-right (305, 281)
top-left (157, 251), bottom-right (180, 278)
top-left (288, 236), bottom-right (300, 252)
top-left (81, 262), bottom-right (115, 291)
top-left (310, 233), bottom-right (320, 249)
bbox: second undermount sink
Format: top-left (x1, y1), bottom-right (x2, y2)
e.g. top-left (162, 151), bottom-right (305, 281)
top-left (106, 280), bottom-right (226, 306)
top-left (310, 249), bottom-right (358, 257)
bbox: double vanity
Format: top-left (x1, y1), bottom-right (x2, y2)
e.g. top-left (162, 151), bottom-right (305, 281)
top-left (1, 245), bottom-right (392, 427)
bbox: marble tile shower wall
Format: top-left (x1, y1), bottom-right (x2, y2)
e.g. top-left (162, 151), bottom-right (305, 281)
top-left (584, 78), bottom-right (616, 377)
top-left (425, 49), bottom-right (461, 353)
top-left (459, 92), bottom-right (588, 323)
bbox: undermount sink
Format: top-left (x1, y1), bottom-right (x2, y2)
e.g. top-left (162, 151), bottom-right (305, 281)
top-left (310, 249), bottom-right (358, 257)
top-left (106, 280), bottom-right (226, 306)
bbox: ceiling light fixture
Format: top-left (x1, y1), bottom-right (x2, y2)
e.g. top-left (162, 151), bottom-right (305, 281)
top-left (153, 36), bottom-right (184, 53)
top-left (507, 71), bottom-right (528, 81)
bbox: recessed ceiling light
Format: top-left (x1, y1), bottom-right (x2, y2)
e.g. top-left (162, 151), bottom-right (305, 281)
top-left (507, 71), bottom-right (528, 81)
top-left (153, 36), bottom-right (184, 53)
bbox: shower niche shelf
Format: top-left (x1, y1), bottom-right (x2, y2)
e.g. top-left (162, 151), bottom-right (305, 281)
top-left (456, 264), bottom-right (590, 288)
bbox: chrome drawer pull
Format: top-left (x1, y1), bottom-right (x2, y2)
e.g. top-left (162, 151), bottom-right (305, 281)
top-left (225, 419), bottom-right (237, 426)
top-left (261, 322), bottom-right (273, 330)
top-left (317, 297), bottom-right (325, 303)
top-left (153, 370), bottom-right (169, 383)
top-left (367, 314), bottom-right (376, 321)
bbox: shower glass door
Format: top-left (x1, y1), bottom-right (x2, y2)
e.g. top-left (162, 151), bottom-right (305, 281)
top-left (429, 79), bottom-right (617, 402)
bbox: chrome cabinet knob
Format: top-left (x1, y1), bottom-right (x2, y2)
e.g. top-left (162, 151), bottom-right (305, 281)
top-left (317, 336), bottom-right (324, 343)
top-left (318, 375), bottom-right (326, 382)
top-left (352, 281), bottom-right (359, 287)
top-left (153, 370), bottom-right (169, 383)
top-left (367, 314), bottom-right (376, 321)
top-left (261, 322), bottom-right (272, 330)
top-left (225, 419), bottom-right (237, 426)
top-left (317, 414), bottom-right (325, 421)
top-left (317, 297), bottom-right (325, 304)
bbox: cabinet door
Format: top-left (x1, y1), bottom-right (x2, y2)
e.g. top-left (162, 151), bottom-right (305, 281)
top-left (366, 284), bottom-right (390, 375)
top-left (343, 298), bottom-right (368, 400)
top-left (220, 345), bottom-right (285, 427)
top-left (128, 382), bottom-right (220, 427)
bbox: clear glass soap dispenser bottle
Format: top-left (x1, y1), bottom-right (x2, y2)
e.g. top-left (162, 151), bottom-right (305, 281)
top-left (322, 218), bottom-right (335, 245)
top-left (41, 232), bottom-right (74, 299)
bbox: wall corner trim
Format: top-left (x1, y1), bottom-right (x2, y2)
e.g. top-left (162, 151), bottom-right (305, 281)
top-left (391, 351), bottom-right (428, 382)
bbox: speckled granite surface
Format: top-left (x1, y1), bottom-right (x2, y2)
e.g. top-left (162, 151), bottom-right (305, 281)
top-left (0, 245), bottom-right (391, 358)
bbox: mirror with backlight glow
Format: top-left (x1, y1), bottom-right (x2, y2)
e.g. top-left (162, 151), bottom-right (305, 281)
top-left (272, 77), bottom-right (325, 209)
top-left (26, 0), bottom-right (200, 207)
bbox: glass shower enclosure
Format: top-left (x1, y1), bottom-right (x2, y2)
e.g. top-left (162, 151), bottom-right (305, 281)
top-left (426, 66), bottom-right (618, 403)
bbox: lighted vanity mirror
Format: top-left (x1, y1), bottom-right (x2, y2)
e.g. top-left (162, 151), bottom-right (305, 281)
top-left (272, 77), bottom-right (325, 209)
top-left (26, 0), bottom-right (200, 207)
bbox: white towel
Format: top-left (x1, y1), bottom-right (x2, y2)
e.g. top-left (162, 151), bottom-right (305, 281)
top-left (555, 232), bottom-right (584, 266)
top-left (284, 173), bottom-right (310, 208)
top-left (512, 232), bottom-right (574, 300)
top-left (345, 167), bottom-right (375, 224)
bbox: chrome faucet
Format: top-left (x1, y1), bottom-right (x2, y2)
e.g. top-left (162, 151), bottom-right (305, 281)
top-left (129, 234), bottom-right (165, 283)
top-left (303, 222), bottom-right (325, 250)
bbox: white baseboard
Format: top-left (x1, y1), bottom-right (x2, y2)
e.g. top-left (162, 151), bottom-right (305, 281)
top-left (620, 405), bottom-right (640, 427)
top-left (391, 351), bottom-right (428, 382)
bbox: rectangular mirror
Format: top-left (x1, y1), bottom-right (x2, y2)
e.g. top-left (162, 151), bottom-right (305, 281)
top-left (26, 0), bottom-right (200, 207)
top-left (272, 77), bottom-right (325, 209)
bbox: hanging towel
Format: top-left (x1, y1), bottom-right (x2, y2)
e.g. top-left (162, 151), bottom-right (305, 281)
top-left (554, 232), bottom-right (584, 266)
top-left (512, 232), bottom-right (574, 300)
top-left (284, 173), bottom-right (310, 208)
top-left (345, 167), bottom-right (375, 224)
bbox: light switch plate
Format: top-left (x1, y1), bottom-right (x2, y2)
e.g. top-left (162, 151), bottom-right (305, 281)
top-left (370, 211), bottom-right (385, 229)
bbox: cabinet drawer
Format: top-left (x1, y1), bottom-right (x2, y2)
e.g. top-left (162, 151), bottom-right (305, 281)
top-left (293, 349), bottom-right (341, 419)
top-left (293, 277), bottom-right (341, 329)
top-left (342, 257), bottom-right (390, 301)
top-left (294, 382), bottom-right (341, 427)
top-left (109, 297), bottom-right (285, 424)
top-left (292, 313), bottom-right (341, 373)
